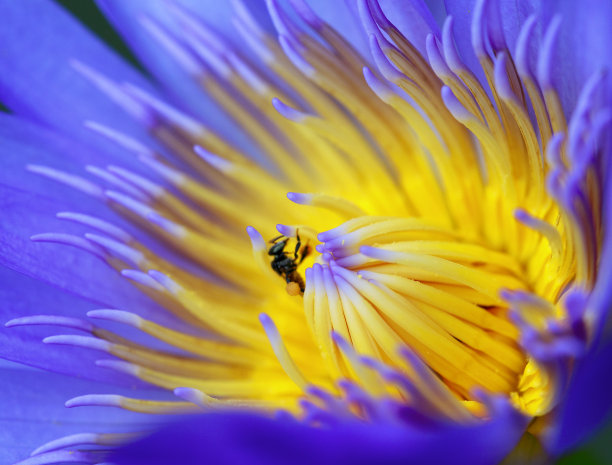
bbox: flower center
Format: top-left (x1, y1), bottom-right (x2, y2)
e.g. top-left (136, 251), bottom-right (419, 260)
top-left (286, 214), bottom-right (543, 416)
top-left (14, 0), bottom-right (603, 427)
top-left (246, 1), bottom-right (600, 419)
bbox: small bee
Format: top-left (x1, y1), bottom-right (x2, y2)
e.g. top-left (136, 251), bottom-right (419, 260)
top-left (268, 230), bottom-right (311, 296)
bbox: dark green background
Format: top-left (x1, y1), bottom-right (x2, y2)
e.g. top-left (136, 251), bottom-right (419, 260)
top-left (40, 1), bottom-right (612, 463)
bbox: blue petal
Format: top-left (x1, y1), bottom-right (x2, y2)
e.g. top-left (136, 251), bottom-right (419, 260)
top-left (112, 405), bottom-right (526, 465)
top-left (0, 184), bottom-right (161, 313)
top-left (93, 0), bottom-right (376, 159)
top-left (324, 0), bottom-right (441, 60)
top-left (94, 0), bottom-right (257, 157)
top-left (297, 0), bottom-right (371, 60)
top-left (546, 339), bottom-right (612, 455)
top-left (443, 0), bottom-right (537, 85)
top-left (444, 0), bottom-right (610, 113)
top-left (540, 0), bottom-right (612, 112)
top-left (0, 364), bottom-right (159, 464)
top-left (378, 0), bottom-right (442, 55)
top-left (442, 0), bottom-right (481, 81)
top-left (0, 115), bottom-right (198, 329)
top-left (0, 0), bottom-right (161, 154)
top-left (0, 180), bottom-right (194, 334)
top-left (0, 265), bottom-right (156, 387)
top-left (0, 116), bottom-right (218, 380)
top-left (0, 113), bottom-right (153, 192)
top-left (548, 174), bottom-right (612, 454)
top-left (423, 0), bottom-right (448, 28)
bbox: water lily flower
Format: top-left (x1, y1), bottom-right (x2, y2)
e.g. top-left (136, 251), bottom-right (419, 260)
top-left (1, 0), bottom-right (610, 464)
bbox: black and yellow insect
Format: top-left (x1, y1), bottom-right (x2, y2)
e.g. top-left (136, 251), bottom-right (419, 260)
top-left (268, 230), bottom-right (311, 296)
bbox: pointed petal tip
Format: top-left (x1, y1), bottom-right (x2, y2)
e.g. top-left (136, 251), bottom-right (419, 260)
top-left (5, 318), bottom-right (21, 328)
top-left (258, 312), bottom-right (272, 326)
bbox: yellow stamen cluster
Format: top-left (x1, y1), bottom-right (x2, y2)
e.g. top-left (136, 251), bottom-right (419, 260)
top-left (29, 2), bottom-right (602, 424)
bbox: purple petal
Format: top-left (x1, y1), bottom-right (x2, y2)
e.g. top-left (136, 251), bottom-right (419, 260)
top-left (0, 185), bottom-right (161, 314)
top-left (298, 0), bottom-right (371, 60)
top-left (113, 405), bottom-right (526, 465)
top-left (0, 266), bottom-right (152, 386)
top-left (445, 0), bottom-right (611, 113)
top-left (546, 339), bottom-right (612, 455)
top-left (443, 0), bottom-right (480, 81)
top-left (0, 116), bottom-right (202, 331)
top-left (540, 0), bottom-right (612, 112)
top-left (548, 159), bottom-right (612, 453)
top-left (423, 0), bottom-right (448, 28)
top-left (0, 183), bottom-right (206, 381)
top-left (94, 0), bottom-right (257, 156)
top-left (0, 114), bottom-right (152, 196)
top-left (444, 0), bottom-right (537, 86)
top-left (0, 364), bottom-right (160, 464)
top-left (0, 0), bottom-right (161, 154)
top-left (377, 0), bottom-right (442, 56)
